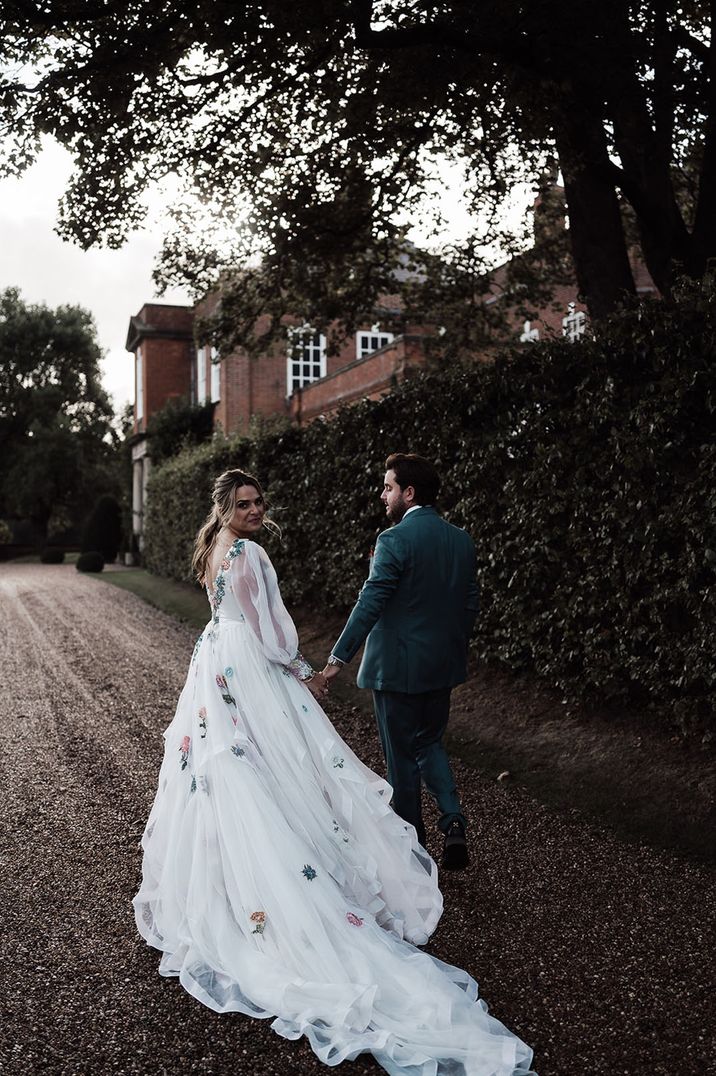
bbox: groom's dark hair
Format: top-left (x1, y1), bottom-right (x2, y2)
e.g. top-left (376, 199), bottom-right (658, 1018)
top-left (386, 453), bottom-right (440, 505)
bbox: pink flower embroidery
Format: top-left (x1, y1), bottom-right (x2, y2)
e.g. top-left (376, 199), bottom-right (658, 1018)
top-left (179, 735), bottom-right (191, 770)
top-left (216, 675), bottom-right (228, 691)
top-left (250, 910), bottom-right (266, 935)
top-left (198, 707), bottom-right (208, 738)
top-left (346, 912), bottom-right (364, 927)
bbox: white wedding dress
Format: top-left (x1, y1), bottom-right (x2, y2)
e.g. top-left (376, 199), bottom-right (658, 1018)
top-left (133, 538), bottom-right (535, 1075)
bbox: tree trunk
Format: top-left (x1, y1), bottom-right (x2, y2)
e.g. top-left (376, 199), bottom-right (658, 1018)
top-left (555, 111), bottom-right (636, 319)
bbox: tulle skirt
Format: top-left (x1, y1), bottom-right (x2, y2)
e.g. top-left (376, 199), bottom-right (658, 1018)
top-left (134, 616), bottom-right (535, 1075)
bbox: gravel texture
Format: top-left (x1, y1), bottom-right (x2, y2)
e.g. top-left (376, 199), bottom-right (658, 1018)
top-left (1, 562), bottom-right (714, 1076)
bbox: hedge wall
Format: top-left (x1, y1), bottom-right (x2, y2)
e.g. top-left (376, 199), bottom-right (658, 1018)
top-left (144, 288), bottom-right (716, 735)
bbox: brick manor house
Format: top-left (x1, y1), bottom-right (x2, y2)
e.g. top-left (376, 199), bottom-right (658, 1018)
top-left (126, 194), bottom-right (656, 548)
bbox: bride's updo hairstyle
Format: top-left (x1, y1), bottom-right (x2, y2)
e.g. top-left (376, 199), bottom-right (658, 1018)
top-left (191, 468), bottom-right (280, 583)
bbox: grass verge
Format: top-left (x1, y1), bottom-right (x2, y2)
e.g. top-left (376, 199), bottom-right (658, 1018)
top-left (96, 568), bottom-right (208, 629)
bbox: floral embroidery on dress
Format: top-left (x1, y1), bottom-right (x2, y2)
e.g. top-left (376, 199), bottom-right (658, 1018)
top-left (208, 539), bottom-right (245, 623)
top-left (190, 775), bottom-right (197, 794)
top-left (346, 912), bottom-right (364, 927)
top-left (250, 911), bottom-right (266, 935)
top-left (231, 744), bottom-right (245, 757)
top-left (180, 735), bottom-right (191, 770)
top-left (287, 652), bottom-right (314, 680)
top-left (191, 633), bottom-right (204, 664)
top-left (332, 756), bottom-right (345, 769)
top-left (225, 666), bottom-right (234, 678)
top-left (198, 707), bottom-right (207, 738)
top-left (216, 674), bottom-right (236, 706)
top-left (301, 864), bottom-right (317, 881)
top-left (332, 819), bottom-right (350, 843)
top-left (301, 704), bottom-right (309, 713)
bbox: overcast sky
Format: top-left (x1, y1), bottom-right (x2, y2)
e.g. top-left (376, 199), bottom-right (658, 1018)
top-left (0, 138), bottom-right (515, 416)
top-left (0, 138), bottom-right (191, 413)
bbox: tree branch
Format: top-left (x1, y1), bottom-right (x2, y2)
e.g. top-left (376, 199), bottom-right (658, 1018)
top-left (349, 0), bottom-right (537, 70)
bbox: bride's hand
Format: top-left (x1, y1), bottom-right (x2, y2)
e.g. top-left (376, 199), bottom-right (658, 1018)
top-left (305, 671), bottom-right (328, 701)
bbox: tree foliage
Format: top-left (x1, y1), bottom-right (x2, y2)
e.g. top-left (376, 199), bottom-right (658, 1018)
top-left (0, 287), bottom-right (117, 543)
top-left (145, 397), bottom-right (216, 463)
top-left (0, 2), bottom-right (712, 355)
top-left (143, 284), bottom-right (716, 737)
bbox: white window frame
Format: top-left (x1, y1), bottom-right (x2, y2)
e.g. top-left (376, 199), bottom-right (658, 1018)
top-left (210, 346), bottom-right (221, 403)
top-left (356, 329), bottom-right (394, 359)
top-left (135, 346), bottom-right (144, 421)
top-left (196, 346), bottom-right (208, 403)
top-left (287, 327), bottom-right (326, 394)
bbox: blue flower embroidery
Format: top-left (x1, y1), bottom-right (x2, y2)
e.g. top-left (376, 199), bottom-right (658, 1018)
top-left (301, 704), bottom-right (308, 713)
top-left (301, 864), bottom-right (317, 881)
top-left (332, 756), bottom-right (345, 769)
top-left (190, 775), bottom-right (196, 793)
top-left (225, 666), bottom-right (234, 678)
top-left (231, 745), bottom-right (245, 757)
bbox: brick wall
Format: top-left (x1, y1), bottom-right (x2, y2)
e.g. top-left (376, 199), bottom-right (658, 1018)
top-left (127, 303), bottom-right (195, 435)
top-left (290, 335), bottom-right (429, 425)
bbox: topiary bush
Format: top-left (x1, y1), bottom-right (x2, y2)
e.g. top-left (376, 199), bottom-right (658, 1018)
top-left (144, 284), bottom-right (716, 737)
top-left (40, 547), bottom-right (65, 564)
top-left (76, 551), bottom-right (105, 573)
top-left (82, 494), bottom-right (123, 563)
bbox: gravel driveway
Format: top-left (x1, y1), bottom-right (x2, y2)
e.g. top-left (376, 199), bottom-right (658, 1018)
top-left (1, 562), bottom-right (714, 1076)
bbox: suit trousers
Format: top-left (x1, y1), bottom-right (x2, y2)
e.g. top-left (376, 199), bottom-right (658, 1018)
top-left (372, 687), bottom-right (466, 847)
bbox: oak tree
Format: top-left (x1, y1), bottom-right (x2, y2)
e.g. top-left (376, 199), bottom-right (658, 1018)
top-left (1, 2), bottom-right (711, 352)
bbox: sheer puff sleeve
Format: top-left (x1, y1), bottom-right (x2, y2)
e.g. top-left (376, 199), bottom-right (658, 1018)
top-left (232, 540), bottom-right (314, 680)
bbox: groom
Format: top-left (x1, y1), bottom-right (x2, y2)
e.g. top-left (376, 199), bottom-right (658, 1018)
top-left (322, 453), bottom-right (479, 869)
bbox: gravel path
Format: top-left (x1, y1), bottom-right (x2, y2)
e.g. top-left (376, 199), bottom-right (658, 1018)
top-left (1, 562), bottom-right (714, 1076)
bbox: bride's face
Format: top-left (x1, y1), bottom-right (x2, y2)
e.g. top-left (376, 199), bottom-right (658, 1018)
top-left (229, 484), bottom-right (266, 538)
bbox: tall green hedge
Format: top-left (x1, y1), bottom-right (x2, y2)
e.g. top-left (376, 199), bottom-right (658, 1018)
top-left (145, 287), bottom-right (716, 735)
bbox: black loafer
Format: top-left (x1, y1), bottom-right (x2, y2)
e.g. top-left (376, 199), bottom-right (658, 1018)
top-left (441, 821), bottom-right (469, 870)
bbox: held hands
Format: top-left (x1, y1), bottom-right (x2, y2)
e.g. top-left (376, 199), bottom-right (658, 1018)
top-left (305, 671), bottom-right (329, 700)
top-left (321, 663), bottom-right (342, 682)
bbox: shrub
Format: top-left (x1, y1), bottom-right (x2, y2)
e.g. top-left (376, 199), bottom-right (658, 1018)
top-left (144, 285), bottom-right (716, 737)
top-left (40, 548), bottom-right (65, 564)
top-left (146, 398), bottom-right (216, 463)
top-left (82, 494), bottom-right (122, 563)
top-left (0, 520), bottom-right (12, 544)
top-left (76, 551), bottom-right (105, 573)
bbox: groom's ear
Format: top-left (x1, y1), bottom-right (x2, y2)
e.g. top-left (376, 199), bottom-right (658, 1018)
top-left (403, 484), bottom-right (416, 506)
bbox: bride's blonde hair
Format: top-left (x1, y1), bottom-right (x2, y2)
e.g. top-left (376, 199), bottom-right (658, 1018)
top-left (192, 468), bottom-right (280, 583)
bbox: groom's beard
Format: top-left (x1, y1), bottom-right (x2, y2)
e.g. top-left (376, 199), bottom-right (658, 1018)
top-left (386, 497), bottom-right (408, 524)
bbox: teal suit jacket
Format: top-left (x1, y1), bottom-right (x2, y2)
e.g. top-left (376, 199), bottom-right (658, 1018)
top-left (332, 507), bottom-right (479, 693)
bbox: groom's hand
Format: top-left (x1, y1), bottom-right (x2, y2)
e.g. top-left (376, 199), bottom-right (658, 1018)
top-left (321, 663), bottom-right (342, 682)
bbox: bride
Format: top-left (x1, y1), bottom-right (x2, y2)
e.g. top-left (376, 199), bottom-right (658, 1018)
top-left (133, 468), bottom-right (535, 1075)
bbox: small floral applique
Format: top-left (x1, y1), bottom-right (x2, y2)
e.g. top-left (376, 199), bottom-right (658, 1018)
top-left (198, 707), bottom-right (208, 738)
top-left (216, 674), bottom-right (236, 706)
top-left (225, 666), bottom-right (234, 678)
top-left (231, 745), bottom-right (245, 757)
top-left (332, 819), bottom-right (350, 844)
top-left (191, 633), bottom-right (204, 664)
top-left (301, 704), bottom-right (308, 713)
top-left (346, 912), bottom-right (364, 927)
top-left (209, 539), bottom-right (245, 623)
top-left (250, 911), bottom-right (266, 935)
top-left (332, 756), bottom-right (345, 769)
top-left (301, 864), bottom-right (317, 881)
top-left (190, 775), bottom-right (197, 794)
top-left (179, 735), bottom-right (191, 770)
